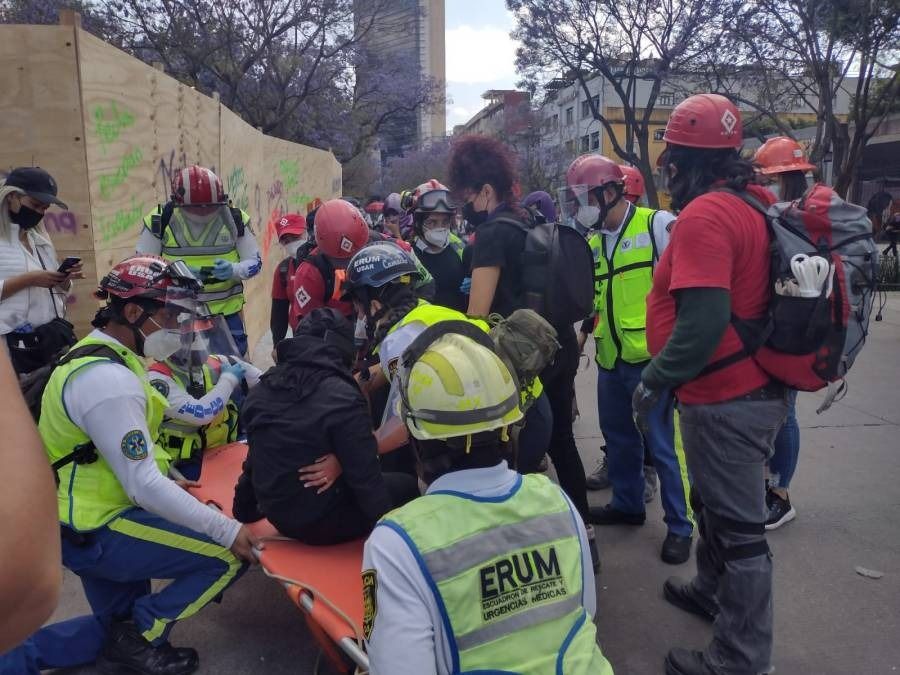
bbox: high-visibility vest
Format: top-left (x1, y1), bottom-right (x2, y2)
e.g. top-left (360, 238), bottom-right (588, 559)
top-left (388, 300), bottom-right (543, 399)
top-left (587, 206), bottom-right (658, 370)
top-left (39, 336), bottom-right (171, 531)
top-left (144, 207), bottom-right (248, 316)
top-left (148, 357), bottom-right (239, 463)
top-left (380, 473), bottom-right (613, 674)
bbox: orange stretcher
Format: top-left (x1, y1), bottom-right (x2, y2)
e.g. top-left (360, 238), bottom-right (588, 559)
top-left (185, 442), bottom-right (369, 674)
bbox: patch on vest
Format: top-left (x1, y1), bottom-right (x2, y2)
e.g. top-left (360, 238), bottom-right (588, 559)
top-left (150, 379), bottom-right (170, 397)
top-left (387, 357), bottom-right (400, 381)
top-left (340, 235), bottom-right (354, 253)
top-left (121, 429), bottom-right (149, 461)
top-left (295, 285), bottom-right (311, 308)
top-left (634, 232), bottom-right (652, 249)
top-left (478, 546), bottom-right (568, 623)
top-left (362, 569), bottom-right (378, 640)
top-left (619, 237), bottom-right (633, 252)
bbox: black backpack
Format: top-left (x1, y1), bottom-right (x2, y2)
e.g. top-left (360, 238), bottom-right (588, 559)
top-left (492, 209), bottom-right (595, 326)
top-left (20, 344), bottom-right (128, 480)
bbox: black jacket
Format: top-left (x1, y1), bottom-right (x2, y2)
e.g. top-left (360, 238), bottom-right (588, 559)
top-left (233, 334), bottom-right (392, 534)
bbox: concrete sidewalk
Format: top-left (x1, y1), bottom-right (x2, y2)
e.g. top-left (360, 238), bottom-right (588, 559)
top-left (47, 295), bottom-right (900, 674)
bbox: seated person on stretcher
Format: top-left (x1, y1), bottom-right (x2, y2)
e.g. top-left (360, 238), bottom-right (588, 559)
top-left (233, 308), bottom-right (419, 545)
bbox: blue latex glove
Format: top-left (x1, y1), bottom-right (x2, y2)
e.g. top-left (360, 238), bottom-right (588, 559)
top-left (221, 360), bottom-right (246, 382)
top-left (211, 259), bottom-right (234, 281)
top-left (460, 277), bottom-right (472, 295)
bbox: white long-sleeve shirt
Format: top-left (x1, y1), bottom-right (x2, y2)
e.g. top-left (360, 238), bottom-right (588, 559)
top-left (63, 330), bottom-right (241, 547)
top-left (0, 223), bottom-right (67, 335)
top-left (136, 215), bottom-right (262, 280)
top-left (148, 357), bottom-right (262, 425)
top-left (363, 462), bottom-right (597, 675)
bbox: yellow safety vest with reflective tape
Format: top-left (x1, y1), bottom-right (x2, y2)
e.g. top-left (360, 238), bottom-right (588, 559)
top-left (587, 206), bottom-right (657, 370)
top-left (148, 357), bottom-right (239, 463)
top-left (39, 336), bottom-right (171, 532)
top-left (144, 207), bottom-right (248, 316)
top-left (379, 473), bottom-right (613, 674)
top-left (388, 300), bottom-right (543, 400)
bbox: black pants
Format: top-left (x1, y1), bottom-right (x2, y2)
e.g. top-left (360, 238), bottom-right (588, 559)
top-left (528, 324), bottom-right (590, 518)
top-left (271, 472), bottom-right (420, 546)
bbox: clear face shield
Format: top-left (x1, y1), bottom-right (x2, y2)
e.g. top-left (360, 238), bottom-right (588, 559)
top-left (169, 307), bottom-right (241, 372)
top-left (557, 184), bottom-right (600, 235)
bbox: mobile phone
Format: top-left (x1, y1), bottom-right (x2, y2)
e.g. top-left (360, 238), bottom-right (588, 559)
top-left (199, 266), bottom-right (217, 281)
top-left (57, 257), bottom-right (81, 274)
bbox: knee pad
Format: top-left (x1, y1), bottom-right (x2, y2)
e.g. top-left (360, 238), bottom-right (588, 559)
top-left (705, 510), bottom-right (770, 570)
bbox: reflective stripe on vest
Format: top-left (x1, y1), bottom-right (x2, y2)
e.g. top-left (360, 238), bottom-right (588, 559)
top-left (381, 473), bottom-right (612, 674)
top-left (145, 208), bottom-right (246, 316)
top-left (387, 301), bottom-right (543, 400)
top-left (39, 336), bottom-right (170, 531)
top-left (589, 206), bottom-right (657, 370)
top-left (150, 357), bottom-right (237, 462)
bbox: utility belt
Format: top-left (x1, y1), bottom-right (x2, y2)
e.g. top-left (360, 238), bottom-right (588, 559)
top-left (727, 381), bottom-right (787, 403)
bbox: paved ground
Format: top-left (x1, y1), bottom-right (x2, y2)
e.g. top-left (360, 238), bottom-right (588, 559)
top-left (48, 294), bottom-right (900, 674)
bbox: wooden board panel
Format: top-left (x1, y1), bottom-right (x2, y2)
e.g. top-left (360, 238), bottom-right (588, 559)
top-left (0, 25), bottom-right (96, 334)
top-left (78, 31), bottom-right (221, 253)
top-left (239, 132), bottom-right (342, 349)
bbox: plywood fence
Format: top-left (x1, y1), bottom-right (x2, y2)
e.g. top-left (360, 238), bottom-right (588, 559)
top-left (0, 19), bottom-right (342, 351)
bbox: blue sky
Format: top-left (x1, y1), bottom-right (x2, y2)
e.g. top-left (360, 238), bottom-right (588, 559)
top-left (445, 0), bottom-right (519, 132)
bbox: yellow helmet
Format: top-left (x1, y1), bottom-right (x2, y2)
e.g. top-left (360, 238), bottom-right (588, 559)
top-left (399, 322), bottom-right (523, 441)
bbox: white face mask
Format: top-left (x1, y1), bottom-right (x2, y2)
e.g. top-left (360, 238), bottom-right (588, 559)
top-left (283, 235), bottom-right (308, 257)
top-left (141, 317), bottom-right (184, 361)
top-left (423, 227), bottom-right (450, 249)
top-left (575, 205), bottom-right (601, 230)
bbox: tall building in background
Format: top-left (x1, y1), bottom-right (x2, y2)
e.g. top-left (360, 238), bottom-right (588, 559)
top-left (356, 0), bottom-right (446, 160)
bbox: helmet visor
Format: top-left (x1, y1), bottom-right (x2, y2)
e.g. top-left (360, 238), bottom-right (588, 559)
top-left (169, 308), bottom-right (240, 369)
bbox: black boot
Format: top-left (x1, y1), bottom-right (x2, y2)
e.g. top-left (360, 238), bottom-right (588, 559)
top-left (97, 620), bottom-right (199, 675)
top-left (665, 648), bottom-right (718, 675)
top-left (587, 503), bottom-right (646, 526)
top-left (663, 577), bottom-right (719, 622)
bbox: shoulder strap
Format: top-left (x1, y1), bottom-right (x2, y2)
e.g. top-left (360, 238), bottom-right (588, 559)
top-left (489, 215), bottom-right (534, 233)
top-left (49, 344), bottom-right (130, 479)
top-left (647, 210), bottom-right (660, 263)
top-left (230, 207), bottom-right (246, 237)
top-left (307, 253), bottom-right (336, 301)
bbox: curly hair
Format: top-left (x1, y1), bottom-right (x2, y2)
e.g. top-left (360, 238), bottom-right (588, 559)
top-left (447, 134), bottom-right (519, 204)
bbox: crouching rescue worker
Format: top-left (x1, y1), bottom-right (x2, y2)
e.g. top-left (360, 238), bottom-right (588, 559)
top-left (362, 324), bottom-right (614, 675)
top-left (0, 255), bottom-right (256, 675)
top-left (148, 312), bottom-right (262, 480)
top-left (233, 307), bottom-right (419, 545)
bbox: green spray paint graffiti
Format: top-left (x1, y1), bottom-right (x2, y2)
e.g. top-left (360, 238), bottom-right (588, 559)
top-left (279, 160), bottom-right (299, 192)
top-left (96, 197), bottom-right (145, 243)
top-left (226, 166), bottom-right (249, 212)
top-left (98, 149), bottom-right (143, 200)
top-left (93, 103), bottom-right (135, 155)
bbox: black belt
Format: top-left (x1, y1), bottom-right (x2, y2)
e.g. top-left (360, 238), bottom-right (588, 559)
top-left (60, 525), bottom-right (91, 547)
top-left (728, 381), bottom-right (787, 403)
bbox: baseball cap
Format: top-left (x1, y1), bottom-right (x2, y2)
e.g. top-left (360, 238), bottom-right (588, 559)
top-left (3, 167), bottom-right (68, 209)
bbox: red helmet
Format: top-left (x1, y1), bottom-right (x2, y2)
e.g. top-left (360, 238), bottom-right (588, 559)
top-left (566, 154), bottom-right (625, 188)
top-left (97, 255), bottom-right (200, 301)
top-left (663, 94), bottom-right (742, 149)
top-left (752, 137), bottom-right (815, 175)
top-left (171, 165), bottom-right (225, 205)
top-left (314, 198), bottom-right (370, 259)
top-left (620, 166), bottom-right (645, 202)
top-left (275, 213), bottom-right (307, 240)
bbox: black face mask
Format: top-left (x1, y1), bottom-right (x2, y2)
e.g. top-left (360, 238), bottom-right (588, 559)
top-left (14, 205), bottom-right (45, 230)
top-left (462, 200), bottom-right (489, 228)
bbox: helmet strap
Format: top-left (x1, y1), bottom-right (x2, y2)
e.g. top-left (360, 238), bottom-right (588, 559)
top-left (125, 306), bottom-right (155, 357)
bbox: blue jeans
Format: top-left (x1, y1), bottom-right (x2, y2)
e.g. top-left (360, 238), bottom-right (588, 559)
top-left (768, 390), bottom-right (799, 489)
top-left (596, 361), bottom-right (693, 537)
top-left (0, 508), bottom-right (246, 674)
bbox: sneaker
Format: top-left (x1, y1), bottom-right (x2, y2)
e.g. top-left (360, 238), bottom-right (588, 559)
top-left (585, 524), bottom-right (601, 574)
top-left (643, 465), bottom-right (659, 503)
top-left (97, 620), bottom-right (199, 675)
top-left (765, 490), bottom-right (796, 530)
top-left (586, 449), bottom-right (610, 490)
top-left (664, 648), bottom-right (718, 675)
top-left (587, 504), bottom-right (646, 526)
